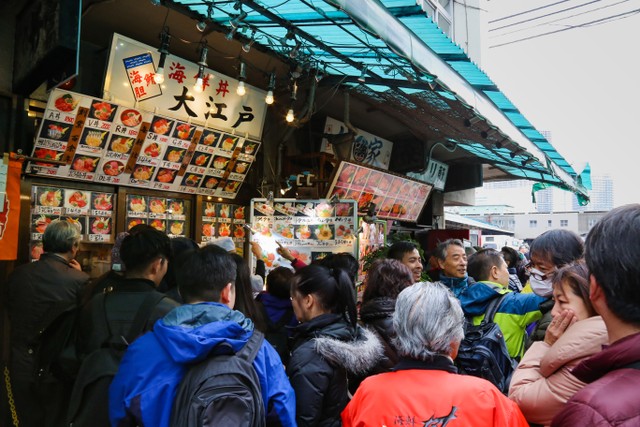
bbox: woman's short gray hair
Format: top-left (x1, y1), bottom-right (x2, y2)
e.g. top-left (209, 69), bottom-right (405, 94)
top-left (393, 281), bottom-right (465, 360)
top-left (43, 219), bottom-right (81, 253)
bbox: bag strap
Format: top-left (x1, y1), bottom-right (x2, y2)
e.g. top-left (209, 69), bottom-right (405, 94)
top-left (126, 292), bottom-right (166, 344)
top-left (483, 292), bottom-right (509, 325)
top-left (237, 330), bottom-right (264, 364)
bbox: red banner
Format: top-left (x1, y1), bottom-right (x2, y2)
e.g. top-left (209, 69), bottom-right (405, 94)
top-left (0, 155), bottom-right (23, 260)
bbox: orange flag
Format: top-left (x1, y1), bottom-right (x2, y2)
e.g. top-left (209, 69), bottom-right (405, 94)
top-left (0, 154), bottom-right (23, 260)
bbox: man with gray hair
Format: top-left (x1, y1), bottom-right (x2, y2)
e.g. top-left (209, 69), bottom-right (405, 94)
top-left (435, 239), bottom-right (475, 297)
top-left (342, 282), bottom-right (528, 426)
top-left (7, 219), bottom-right (90, 427)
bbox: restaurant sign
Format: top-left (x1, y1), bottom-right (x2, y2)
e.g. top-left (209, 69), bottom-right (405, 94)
top-left (103, 33), bottom-right (267, 140)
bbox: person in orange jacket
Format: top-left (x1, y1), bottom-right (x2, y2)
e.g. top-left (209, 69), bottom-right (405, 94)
top-left (342, 281), bottom-right (529, 427)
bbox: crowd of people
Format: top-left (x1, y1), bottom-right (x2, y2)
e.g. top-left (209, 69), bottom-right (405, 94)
top-left (4, 203), bottom-right (640, 426)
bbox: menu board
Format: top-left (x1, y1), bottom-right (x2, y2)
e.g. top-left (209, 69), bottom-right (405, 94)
top-left (26, 89), bottom-right (261, 200)
top-left (200, 201), bottom-right (247, 251)
top-left (124, 194), bottom-right (189, 237)
top-left (249, 198), bottom-right (358, 273)
top-left (30, 185), bottom-right (116, 261)
top-left (326, 161), bottom-right (433, 223)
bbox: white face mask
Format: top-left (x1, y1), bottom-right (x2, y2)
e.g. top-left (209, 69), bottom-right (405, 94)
top-left (529, 268), bottom-right (554, 297)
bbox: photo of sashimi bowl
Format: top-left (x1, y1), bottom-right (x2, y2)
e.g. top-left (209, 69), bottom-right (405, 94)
top-left (174, 123), bottom-right (194, 140)
top-left (143, 142), bottom-right (161, 158)
top-left (120, 109), bottom-right (142, 127)
top-left (201, 131), bottom-right (219, 146)
top-left (295, 224), bottom-right (312, 240)
top-left (102, 160), bottom-right (125, 176)
top-left (33, 148), bottom-right (64, 166)
top-left (275, 223), bottom-right (294, 239)
top-left (315, 224), bottom-right (334, 241)
top-left (242, 142), bottom-right (257, 155)
top-left (38, 188), bottom-right (62, 207)
top-left (92, 193), bottom-right (113, 211)
top-left (90, 217), bottom-right (111, 234)
top-left (220, 135), bottom-right (238, 151)
top-left (224, 181), bottom-right (241, 192)
top-left (202, 222), bottom-right (215, 237)
top-left (212, 156), bottom-right (230, 170)
top-left (128, 196), bottom-right (146, 212)
top-left (203, 177), bottom-right (219, 189)
top-left (336, 224), bottom-right (354, 239)
top-left (83, 130), bottom-right (107, 148)
top-left (182, 173), bottom-right (202, 187)
top-left (169, 221), bottom-right (184, 235)
top-left (33, 214), bottom-right (55, 234)
top-left (151, 117), bottom-right (172, 135)
top-left (127, 218), bottom-right (145, 230)
top-left (110, 136), bottom-right (134, 154)
top-left (315, 202), bottom-right (334, 218)
top-left (334, 202), bottom-right (353, 217)
top-left (67, 191), bottom-right (88, 208)
top-left (132, 165), bottom-right (154, 181)
top-left (233, 224), bottom-right (245, 238)
top-left (234, 162), bottom-right (249, 174)
top-left (155, 168), bottom-right (177, 183)
top-left (54, 93), bottom-right (78, 112)
top-left (149, 198), bottom-right (166, 214)
top-left (218, 223), bottom-right (231, 237)
top-left (91, 101), bottom-right (116, 121)
top-left (169, 200), bottom-right (184, 215)
top-left (45, 123), bottom-right (69, 140)
top-left (72, 155), bottom-right (100, 173)
top-left (165, 148), bottom-right (186, 163)
top-left (150, 219), bottom-right (166, 232)
top-left (191, 152), bottom-right (212, 167)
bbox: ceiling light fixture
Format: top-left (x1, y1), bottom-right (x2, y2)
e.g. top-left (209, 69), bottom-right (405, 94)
top-left (154, 27), bottom-right (171, 84)
top-left (265, 73), bottom-right (276, 105)
top-left (286, 79), bottom-right (298, 123)
top-left (229, 10), bottom-right (248, 29)
top-left (150, 0), bottom-right (162, 6)
top-left (242, 29), bottom-right (256, 53)
top-left (226, 26), bottom-right (238, 41)
top-left (196, 1), bottom-right (213, 32)
top-left (236, 61), bottom-right (247, 96)
top-left (357, 65), bottom-right (368, 83)
top-left (289, 39), bottom-right (301, 59)
top-left (193, 42), bottom-right (208, 93)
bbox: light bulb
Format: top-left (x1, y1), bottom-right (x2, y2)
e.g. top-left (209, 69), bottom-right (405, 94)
top-left (236, 81), bottom-right (246, 96)
top-left (154, 67), bottom-right (165, 84)
top-left (265, 90), bottom-right (274, 105)
top-left (193, 77), bottom-right (204, 93)
top-left (285, 108), bottom-right (295, 123)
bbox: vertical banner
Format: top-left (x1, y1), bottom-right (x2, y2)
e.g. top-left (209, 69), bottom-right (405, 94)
top-left (0, 156), bottom-right (24, 260)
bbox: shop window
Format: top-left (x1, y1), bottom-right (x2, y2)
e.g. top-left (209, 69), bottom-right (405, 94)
top-left (421, 0), bottom-right (453, 38)
top-left (529, 220), bottom-right (537, 228)
top-left (548, 220), bottom-right (553, 228)
top-left (560, 219), bottom-right (569, 227)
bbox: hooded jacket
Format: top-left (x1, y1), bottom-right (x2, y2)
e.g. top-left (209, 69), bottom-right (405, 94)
top-left (109, 302), bottom-right (296, 427)
top-left (509, 316), bottom-right (608, 426)
top-left (551, 331), bottom-right (640, 427)
top-left (459, 281), bottom-right (546, 359)
top-left (255, 291), bottom-right (297, 330)
top-left (287, 313), bottom-right (383, 427)
top-left (359, 296), bottom-right (399, 371)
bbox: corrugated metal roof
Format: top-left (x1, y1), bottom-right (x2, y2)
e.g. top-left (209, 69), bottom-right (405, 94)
top-left (168, 0), bottom-right (586, 197)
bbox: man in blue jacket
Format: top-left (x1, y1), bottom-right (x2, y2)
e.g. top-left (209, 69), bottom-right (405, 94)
top-left (459, 248), bottom-right (546, 360)
top-left (109, 245), bottom-right (296, 427)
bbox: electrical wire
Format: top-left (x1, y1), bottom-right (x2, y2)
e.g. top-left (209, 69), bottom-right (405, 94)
top-left (489, 0), bottom-right (633, 39)
top-left (490, 7), bottom-right (640, 48)
top-left (489, 0), bottom-right (603, 32)
top-left (488, 0), bottom-right (572, 24)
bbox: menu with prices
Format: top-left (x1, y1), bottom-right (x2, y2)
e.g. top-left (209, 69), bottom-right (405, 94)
top-left (29, 185), bottom-right (116, 261)
top-left (326, 161), bottom-right (433, 223)
top-left (249, 198), bottom-right (358, 274)
top-left (125, 194), bottom-right (189, 237)
top-left (200, 201), bottom-right (247, 248)
top-left (27, 89), bottom-right (261, 200)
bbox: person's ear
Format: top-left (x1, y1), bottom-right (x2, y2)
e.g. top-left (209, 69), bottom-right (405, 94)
top-left (302, 293), bottom-right (315, 311)
top-left (589, 274), bottom-right (604, 310)
top-left (490, 264), bottom-right (499, 281)
top-left (437, 258), bottom-right (446, 270)
top-left (220, 282), bottom-right (235, 308)
top-left (450, 340), bottom-right (460, 360)
top-left (149, 256), bottom-right (163, 276)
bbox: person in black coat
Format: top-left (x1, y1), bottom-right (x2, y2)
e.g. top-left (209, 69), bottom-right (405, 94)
top-left (359, 259), bottom-right (414, 373)
top-left (287, 264), bottom-right (383, 427)
top-left (7, 219), bottom-right (90, 427)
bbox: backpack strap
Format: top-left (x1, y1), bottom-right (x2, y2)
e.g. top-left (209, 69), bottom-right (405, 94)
top-left (126, 292), bottom-right (166, 344)
top-left (237, 330), bottom-right (264, 364)
top-left (483, 292), bottom-right (509, 325)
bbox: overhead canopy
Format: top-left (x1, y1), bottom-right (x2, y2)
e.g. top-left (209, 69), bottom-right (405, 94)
top-left (445, 212), bottom-right (513, 236)
top-left (166, 0), bottom-right (588, 200)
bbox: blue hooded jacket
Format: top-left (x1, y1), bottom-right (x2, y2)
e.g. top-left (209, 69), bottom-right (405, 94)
top-left (459, 282), bottom-right (546, 359)
top-left (109, 302), bottom-right (296, 427)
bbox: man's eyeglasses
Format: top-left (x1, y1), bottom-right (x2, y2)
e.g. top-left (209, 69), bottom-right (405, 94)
top-left (527, 264), bottom-right (556, 281)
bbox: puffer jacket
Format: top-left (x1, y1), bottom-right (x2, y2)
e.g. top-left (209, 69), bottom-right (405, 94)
top-left (509, 316), bottom-right (608, 426)
top-left (526, 298), bottom-right (554, 350)
top-left (287, 313), bottom-right (383, 427)
top-left (359, 297), bottom-right (398, 372)
top-left (551, 331), bottom-right (640, 426)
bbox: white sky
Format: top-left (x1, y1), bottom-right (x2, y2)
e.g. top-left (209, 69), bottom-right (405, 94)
top-left (478, 0), bottom-right (640, 207)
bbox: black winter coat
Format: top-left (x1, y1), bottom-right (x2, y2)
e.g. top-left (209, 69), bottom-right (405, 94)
top-left (359, 297), bottom-right (398, 373)
top-left (8, 253), bottom-right (90, 381)
top-left (287, 313), bottom-right (382, 427)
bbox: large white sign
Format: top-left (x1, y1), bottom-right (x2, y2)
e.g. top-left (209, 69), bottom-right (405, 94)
top-left (320, 117), bottom-right (393, 169)
top-left (104, 33), bottom-right (267, 140)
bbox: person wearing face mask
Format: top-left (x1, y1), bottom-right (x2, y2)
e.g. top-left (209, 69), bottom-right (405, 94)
top-left (435, 239), bottom-right (475, 298)
top-left (509, 261), bottom-right (608, 427)
top-left (524, 229), bottom-right (584, 348)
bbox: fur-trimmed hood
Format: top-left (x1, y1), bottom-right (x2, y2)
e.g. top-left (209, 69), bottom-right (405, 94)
top-left (314, 324), bottom-right (384, 375)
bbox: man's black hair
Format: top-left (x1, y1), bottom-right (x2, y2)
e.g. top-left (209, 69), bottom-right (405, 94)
top-left (177, 244), bottom-right (237, 303)
top-left (585, 204), bottom-right (640, 326)
top-left (120, 225), bottom-right (172, 274)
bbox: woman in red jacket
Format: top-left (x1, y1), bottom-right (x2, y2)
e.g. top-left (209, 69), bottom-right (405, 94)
top-left (342, 282), bottom-right (529, 427)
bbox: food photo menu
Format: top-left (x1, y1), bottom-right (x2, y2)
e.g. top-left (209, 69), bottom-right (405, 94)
top-left (125, 194), bottom-right (189, 237)
top-left (29, 185), bottom-right (116, 260)
top-left (27, 89), bottom-right (261, 200)
top-left (200, 201), bottom-right (247, 251)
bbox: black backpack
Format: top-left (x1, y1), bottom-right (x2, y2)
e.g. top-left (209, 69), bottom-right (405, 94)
top-left (259, 302), bottom-right (293, 365)
top-left (66, 291), bottom-right (165, 427)
top-left (171, 330), bottom-right (266, 427)
top-left (456, 293), bottom-right (518, 394)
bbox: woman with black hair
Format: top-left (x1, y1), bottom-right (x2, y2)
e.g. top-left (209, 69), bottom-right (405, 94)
top-left (287, 264), bottom-right (383, 427)
top-left (229, 253), bottom-right (267, 333)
